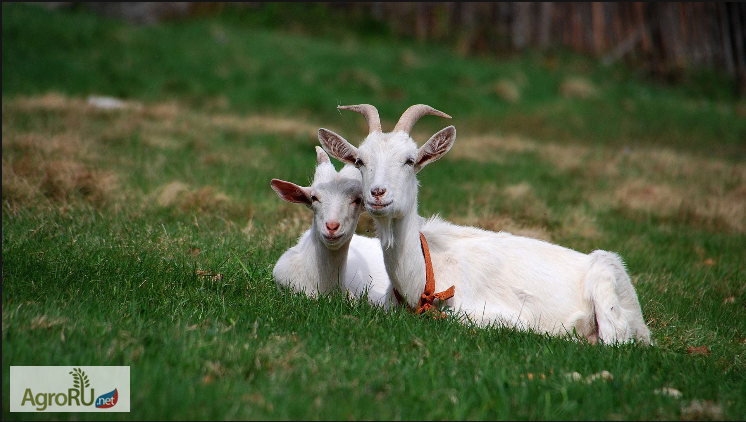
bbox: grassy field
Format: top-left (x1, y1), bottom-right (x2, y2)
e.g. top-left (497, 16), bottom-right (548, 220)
top-left (3, 3), bottom-right (745, 420)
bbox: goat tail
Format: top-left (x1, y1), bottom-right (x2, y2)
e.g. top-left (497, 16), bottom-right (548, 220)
top-left (584, 251), bottom-right (652, 345)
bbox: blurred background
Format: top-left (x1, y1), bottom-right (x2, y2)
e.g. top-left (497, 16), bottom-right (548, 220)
top-left (36, 2), bottom-right (746, 93)
top-left (6, 2), bottom-right (744, 158)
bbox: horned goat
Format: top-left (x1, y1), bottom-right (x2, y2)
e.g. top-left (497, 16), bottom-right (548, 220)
top-left (271, 146), bottom-right (396, 309)
top-left (318, 104), bottom-right (651, 344)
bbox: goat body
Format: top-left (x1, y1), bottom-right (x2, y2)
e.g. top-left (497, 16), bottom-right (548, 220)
top-left (271, 147), bottom-right (395, 309)
top-left (273, 226), bottom-right (392, 307)
top-left (416, 215), bottom-right (647, 342)
top-left (319, 104), bottom-right (651, 344)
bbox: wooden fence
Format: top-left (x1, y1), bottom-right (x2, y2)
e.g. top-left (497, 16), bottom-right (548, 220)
top-left (361, 2), bottom-right (745, 89)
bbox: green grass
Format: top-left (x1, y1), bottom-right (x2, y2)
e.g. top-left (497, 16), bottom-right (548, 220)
top-left (3, 3), bottom-right (745, 420)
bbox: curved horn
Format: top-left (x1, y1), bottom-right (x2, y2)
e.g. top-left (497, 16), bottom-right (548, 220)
top-left (393, 104), bottom-right (451, 134)
top-left (337, 104), bottom-right (382, 134)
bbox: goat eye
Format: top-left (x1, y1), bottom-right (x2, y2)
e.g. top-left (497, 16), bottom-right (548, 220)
top-left (354, 158), bottom-right (364, 168)
top-left (352, 197), bottom-right (362, 205)
top-left (310, 195), bottom-right (319, 202)
top-left (405, 158), bottom-right (415, 166)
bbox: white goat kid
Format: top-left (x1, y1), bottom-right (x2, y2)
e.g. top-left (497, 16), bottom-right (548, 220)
top-left (271, 147), bottom-right (395, 309)
top-left (318, 104), bottom-right (651, 344)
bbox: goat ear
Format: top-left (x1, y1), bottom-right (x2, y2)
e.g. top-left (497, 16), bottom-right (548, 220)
top-left (270, 179), bottom-right (312, 205)
top-left (415, 125), bottom-right (456, 173)
top-left (318, 128), bottom-right (358, 165)
top-left (315, 146), bottom-right (331, 165)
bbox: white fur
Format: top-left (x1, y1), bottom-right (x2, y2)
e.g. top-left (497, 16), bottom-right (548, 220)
top-left (271, 148), bottom-right (395, 309)
top-left (319, 106), bottom-right (651, 344)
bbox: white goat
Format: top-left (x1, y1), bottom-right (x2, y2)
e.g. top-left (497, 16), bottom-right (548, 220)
top-left (271, 146), bottom-right (396, 309)
top-left (318, 104), bottom-right (651, 344)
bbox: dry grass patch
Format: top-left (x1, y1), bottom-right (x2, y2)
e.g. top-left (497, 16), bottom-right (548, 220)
top-left (614, 180), bottom-right (684, 215)
top-left (152, 181), bottom-right (233, 214)
top-left (5, 93), bottom-right (742, 234)
top-left (207, 114), bottom-right (318, 139)
top-left (449, 132), bottom-right (592, 171)
top-left (2, 140), bottom-right (118, 209)
top-left (9, 92), bottom-right (144, 117)
top-left (539, 143), bottom-right (591, 173)
top-left (10, 92), bottom-right (91, 112)
top-left (255, 334), bottom-right (308, 374)
top-left (492, 79), bottom-right (521, 103)
top-left (452, 210), bottom-right (552, 242)
top-left (2, 132), bottom-right (90, 161)
top-left (28, 315), bottom-right (69, 330)
top-left (2, 93), bottom-right (324, 212)
top-left (2, 160), bottom-right (39, 206)
top-left (200, 145), bottom-right (274, 170)
top-left (502, 182), bottom-right (553, 222)
top-left (39, 160), bottom-right (118, 204)
top-left (623, 148), bottom-right (743, 183)
top-left (1, 128), bottom-right (118, 207)
top-left (597, 153), bottom-right (746, 233)
top-left (453, 132), bottom-right (745, 234)
top-left (448, 133), bottom-right (536, 163)
top-left (558, 208), bottom-right (602, 241)
top-left (5, 92), bottom-right (319, 146)
top-left (450, 183), bottom-right (553, 241)
top-left (559, 77), bottom-right (599, 99)
top-left (452, 181), bottom-right (601, 242)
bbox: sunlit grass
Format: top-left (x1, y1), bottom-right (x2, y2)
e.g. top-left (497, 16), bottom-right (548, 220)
top-left (3, 91), bottom-right (744, 420)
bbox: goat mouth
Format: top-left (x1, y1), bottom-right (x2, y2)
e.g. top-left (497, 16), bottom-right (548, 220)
top-left (323, 233), bottom-right (344, 242)
top-left (368, 201), bottom-right (392, 210)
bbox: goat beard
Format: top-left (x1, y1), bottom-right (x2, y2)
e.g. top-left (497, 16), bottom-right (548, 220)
top-left (373, 217), bottom-right (395, 250)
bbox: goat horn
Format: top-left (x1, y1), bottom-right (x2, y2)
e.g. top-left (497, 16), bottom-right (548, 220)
top-left (337, 104), bottom-right (382, 134)
top-left (393, 104), bottom-right (451, 134)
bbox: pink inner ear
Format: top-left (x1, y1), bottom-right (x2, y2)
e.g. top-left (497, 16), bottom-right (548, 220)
top-left (417, 126), bottom-right (456, 167)
top-left (318, 129), bottom-right (358, 164)
top-left (271, 179), bottom-right (311, 205)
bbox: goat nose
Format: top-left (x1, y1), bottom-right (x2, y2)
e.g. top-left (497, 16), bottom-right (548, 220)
top-left (371, 188), bottom-right (386, 198)
top-left (326, 221), bottom-right (340, 233)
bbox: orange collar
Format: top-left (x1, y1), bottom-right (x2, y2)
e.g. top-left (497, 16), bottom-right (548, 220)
top-left (393, 232), bottom-right (455, 316)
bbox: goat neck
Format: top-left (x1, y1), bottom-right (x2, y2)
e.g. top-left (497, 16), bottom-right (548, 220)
top-left (318, 103), bottom-right (456, 306)
top-left (307, 223), bottom-right (352, 294)
top-left (377, 198), bottom-right (429, 308)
